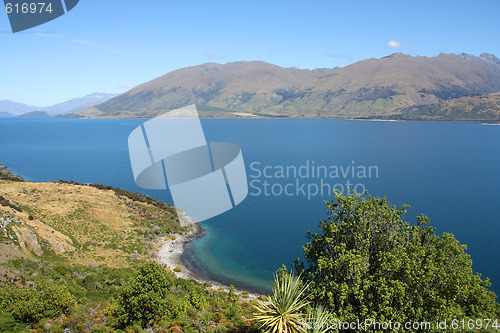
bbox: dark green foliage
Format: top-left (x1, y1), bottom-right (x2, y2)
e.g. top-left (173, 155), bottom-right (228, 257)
top-left (0, 281), bottom-right (76, 323)
top-left (418, 85), bottom-right (473, 101)
top-left (294, 191), bottom-right (500, 331)
top-left (2, 259), bottom-right (134, 304)
top-left (187, 290), bottom-right (208, 310)
top-left (111, 261), bottom-right (179, 326)
top-left (0, 259), bottom-right (255, 331)
top-left (228, 285), bottom-right (238, 304)
top-left (274, 88), bottom-right (312, 103)
top-left (192, 81), bottom-right (225, 102)
top-left (110, 261), bottom-right (253, 330)
top-left (321, 89), bottom-right (347, 102)
top-left (239, 91), bottom-right (256, 103)
top-left (352, 86), bottom-right (399, 102)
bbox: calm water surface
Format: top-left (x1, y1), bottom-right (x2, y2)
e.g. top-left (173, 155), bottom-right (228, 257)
top-left (0, 118), bottom-right (499, 294)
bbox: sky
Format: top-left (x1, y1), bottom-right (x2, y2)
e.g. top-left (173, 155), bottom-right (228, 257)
top-left (1, 0), bottom-right (500, 106)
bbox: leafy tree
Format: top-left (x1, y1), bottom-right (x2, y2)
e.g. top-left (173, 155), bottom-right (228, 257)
top-left (294, 191), bottom-right (499, 331)
top-left (111, 261), bottom-right (183, 327)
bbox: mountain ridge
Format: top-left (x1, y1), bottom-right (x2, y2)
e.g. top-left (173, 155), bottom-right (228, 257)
top-left (0, 92), bottom-right (118, 116)
top-left (64, 53), bottom-right (500, 120)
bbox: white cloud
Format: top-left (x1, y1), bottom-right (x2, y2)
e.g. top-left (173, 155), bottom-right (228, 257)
top-left (329, 52), bottom-right (354, 61)
top-left (388, 40), bottom-right (403, 48)
top-left (408, 45), bottom-right (415, 51)
top-left (117, 84), bottom-right (135, 89)
top-left (72, 39), bottom-right (120, 53)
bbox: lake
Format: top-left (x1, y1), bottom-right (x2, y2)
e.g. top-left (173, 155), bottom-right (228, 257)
top-left (0, 117), bottom-right (499, 294)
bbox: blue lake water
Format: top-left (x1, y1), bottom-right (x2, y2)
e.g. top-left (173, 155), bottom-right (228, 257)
top-left (0, 118), bottom-right (499, 295)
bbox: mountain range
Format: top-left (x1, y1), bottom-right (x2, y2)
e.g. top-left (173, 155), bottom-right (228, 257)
top-left (12, 53), bottom-right (500, 121)
top-left (0, 92), bottom-right (118, 117)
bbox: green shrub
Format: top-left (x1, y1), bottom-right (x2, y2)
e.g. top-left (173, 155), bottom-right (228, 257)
top-left (111, 261), bottom-right (177, 327)
top-left (228, 285), bottom-right (238, 303)
top-left (188, 290), bottom-right (208, 310)
top-left (0, 312), bottom-right (19, 332)
top-left (0, 281), bottom-right (76, 323)
top-left (54, 263), bottom-right (69, 277)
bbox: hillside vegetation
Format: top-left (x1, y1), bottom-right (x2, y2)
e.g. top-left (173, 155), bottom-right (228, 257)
top-left (0, 173), bottom-right (258, 332)
top-left (392, 92), bottom-right (500, 121)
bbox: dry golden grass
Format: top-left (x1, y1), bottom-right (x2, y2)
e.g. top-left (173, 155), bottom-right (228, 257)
top-left (0, 180), bottom-right (180, 268)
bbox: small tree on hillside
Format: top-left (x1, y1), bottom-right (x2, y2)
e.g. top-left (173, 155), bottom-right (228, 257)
top-left (294, 191), bottom-right (499, 331)
top-left (111, 261), bottom-right (186, 327)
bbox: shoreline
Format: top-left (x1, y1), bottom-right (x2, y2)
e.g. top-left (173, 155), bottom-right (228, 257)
top-left (154, 223), bottom-right (265, 299)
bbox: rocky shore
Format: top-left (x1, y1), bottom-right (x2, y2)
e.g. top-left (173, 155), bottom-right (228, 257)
top-left (155, 223), bottom-right (264, 299)
top-left (0, 164), bottom-right (24, 182)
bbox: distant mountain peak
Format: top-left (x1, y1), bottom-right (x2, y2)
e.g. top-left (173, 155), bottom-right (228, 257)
top-left (0, 100), bottom-right (40, 114)
top-left (47, 92), bottom-right (118, 115)
top-left (480, 53), bottom-right (500, 64)
top-left (390, 52), bottom-right (407, 57)
top-left (0, 92), bottom-right (117, 115)
top-left (85, 92), bottom-right (116, 98)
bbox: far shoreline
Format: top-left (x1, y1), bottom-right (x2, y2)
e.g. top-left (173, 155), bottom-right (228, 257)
top-left (16, 114), bottom-right (500, 123)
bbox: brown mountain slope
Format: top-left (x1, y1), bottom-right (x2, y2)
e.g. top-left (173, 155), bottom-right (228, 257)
top-left (83, 61), bottom-right (333, 117)
top-left (308, 53), bottom-right (500, 117)
top-left (71, 53), bottom-right (500, 119)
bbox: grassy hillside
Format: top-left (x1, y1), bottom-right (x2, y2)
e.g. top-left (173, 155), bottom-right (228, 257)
top-left (0, 180), bottom-right (182, 270)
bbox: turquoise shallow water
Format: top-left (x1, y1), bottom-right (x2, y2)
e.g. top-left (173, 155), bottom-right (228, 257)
top-left (183, 224), bottom-right (272, 293)
top-left (0, 118), bottom-right (499, 295)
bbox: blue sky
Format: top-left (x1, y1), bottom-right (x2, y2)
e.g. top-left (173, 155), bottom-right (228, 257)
top-left (1, 0), bottom-right (500, 106)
